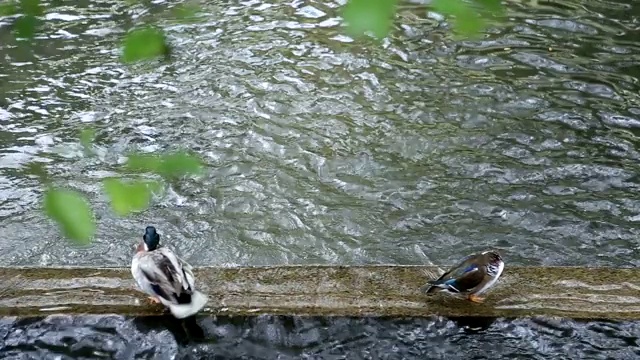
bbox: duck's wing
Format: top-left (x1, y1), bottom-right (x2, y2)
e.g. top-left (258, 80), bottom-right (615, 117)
top-left (445, 264), bottom-right (486, 293)
top-left (429, 254), bottom-right (486, 293)
top-left (157, 247), bottom-right (194, 291)
top-left (432, 254), bottom-right (475, 281)
top-left (165, 249), bottom-right (196, 290)
top-left (136, 249), bottom-right (191, 303)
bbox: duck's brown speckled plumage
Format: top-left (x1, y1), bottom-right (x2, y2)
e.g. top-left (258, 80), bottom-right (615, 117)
top-left (422, 250), bottom-right (504, 303)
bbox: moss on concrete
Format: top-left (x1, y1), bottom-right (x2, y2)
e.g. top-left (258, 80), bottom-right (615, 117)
top-left (0, 265), bottom-right (638, 320)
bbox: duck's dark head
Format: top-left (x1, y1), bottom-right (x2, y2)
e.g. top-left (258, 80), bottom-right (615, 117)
top-left (484, 250), bottom-right (502, 264)
top-left (143, 226), bottom-right (160, 251)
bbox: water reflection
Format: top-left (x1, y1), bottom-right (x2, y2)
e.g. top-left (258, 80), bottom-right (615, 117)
top-left (447, 315), bottom-right (498, 333)
top-left (0, 315), bottom-right (638, 359)
top-left (131, 314), bottom-right (206, 346)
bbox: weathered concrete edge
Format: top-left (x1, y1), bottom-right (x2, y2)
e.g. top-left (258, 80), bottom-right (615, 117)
top-left (1, 265), bottom-right (639, 320)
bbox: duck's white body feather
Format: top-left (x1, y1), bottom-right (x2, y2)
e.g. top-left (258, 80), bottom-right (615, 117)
top-left (131, 246), bottom-right (208, 319)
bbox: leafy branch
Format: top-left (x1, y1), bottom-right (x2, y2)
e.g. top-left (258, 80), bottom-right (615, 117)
top-left (44, 129), bottom-right (204, 244)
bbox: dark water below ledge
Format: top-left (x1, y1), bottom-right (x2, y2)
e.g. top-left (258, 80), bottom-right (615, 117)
top-left (0, 315), bottom-right (639, 359)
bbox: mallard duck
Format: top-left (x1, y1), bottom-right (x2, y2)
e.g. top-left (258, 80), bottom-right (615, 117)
top-left (422, 250), bottom-right (504, 303)
top-left (131, 226), bottom-right (208, 318)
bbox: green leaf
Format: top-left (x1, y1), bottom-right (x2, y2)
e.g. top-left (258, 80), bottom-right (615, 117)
top-left (14, 14), bottom-right (37, 38)
top-left (122, 26), bottom-right (168, 63)
top-left (125, 151), bottom-right (203, 179)
top-left (24, 162), bottom-right (49, 182)
top-left (477, 0), bottom-right (504, 14)
top-left (172, 3), bottom-right (201, 22)
top-left (0, 2), bottom-right (19, 16)
top-left (157, 151), bottom-right (203, 178)
top-left (43, 188), bottom-right (95, 244)
top-left (79, 128), bottom-right (96, 155)
top-left (343, 0), bottom-right (397, 39)
top-left (124, 153), bottom-right (162, 173)
top-left (20, 0), bottom-right (42, 16)
top-left (103, 178), bottom-right (157, 216)
top-left (431, 0), bottom-right (503, 37)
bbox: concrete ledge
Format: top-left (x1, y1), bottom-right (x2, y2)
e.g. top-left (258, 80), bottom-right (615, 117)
top-left (0, 265), bottom-right (639, 320)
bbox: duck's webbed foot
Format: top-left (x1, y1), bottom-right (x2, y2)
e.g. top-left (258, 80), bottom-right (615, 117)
top-left (146, 296), bottom-right (162, 304)
top-left (467, 294), bottom-right (485, 303)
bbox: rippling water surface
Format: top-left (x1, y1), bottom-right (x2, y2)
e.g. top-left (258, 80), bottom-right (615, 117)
top-left (1, 0), bottom-right (640, 267)
top-left (0, 315), bottom-right (638, 359)
top-left (2, 0), bottom-right (640, 358)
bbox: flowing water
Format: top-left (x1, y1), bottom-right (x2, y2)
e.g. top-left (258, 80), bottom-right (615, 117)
top-left (1, 0), bottom-right (640, 358)
top-left (1, 315), bottom-right (639, 359)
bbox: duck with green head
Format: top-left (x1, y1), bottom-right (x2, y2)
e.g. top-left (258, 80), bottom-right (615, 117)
top-left (131, 226), bottom-right (208, 318)
top-left (422, 250), bottom-right (504, 303)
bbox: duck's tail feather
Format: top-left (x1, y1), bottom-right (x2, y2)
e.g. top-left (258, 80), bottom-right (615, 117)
top-left (167, 291), bottom-right (209, 319)
top-left (422, 278), bottom-right (459, 294)
top-left (421, 281), bottom-right (441, 294)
